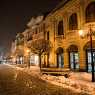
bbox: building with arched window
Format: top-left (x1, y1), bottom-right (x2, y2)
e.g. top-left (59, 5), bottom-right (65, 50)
top-left (42, 0), bottom-right (95, 72)
top-left (12, 0), bottom-right (95, 72)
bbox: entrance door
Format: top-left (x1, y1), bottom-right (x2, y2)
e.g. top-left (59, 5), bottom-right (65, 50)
top-left (70, 52), bottom-right (79, 70)
top-left (87, 51), bottom-right (95, 72)
top-left (57, 53), bottom-right (64, 68)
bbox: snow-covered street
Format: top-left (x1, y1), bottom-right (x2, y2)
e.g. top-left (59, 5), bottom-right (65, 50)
top-left (0, 64), bottom-right (92, 95)
top-left (22, 65), bottom-right (95, 95)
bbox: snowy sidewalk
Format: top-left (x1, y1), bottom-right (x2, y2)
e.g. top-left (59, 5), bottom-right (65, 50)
top-left (25, 66), bottom-right (95, 95)
top-left (41, 72), bottom-right (95, 95)
top-left (11, 64), bottom-right (95, 95)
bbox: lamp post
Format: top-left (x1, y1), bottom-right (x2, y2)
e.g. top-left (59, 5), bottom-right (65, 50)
top-left (89, 27), bottom-right (94, 82)
top-left (26, 48), bottom-right (30, 68)
top-left (79, 25), bottom-right (95, 82)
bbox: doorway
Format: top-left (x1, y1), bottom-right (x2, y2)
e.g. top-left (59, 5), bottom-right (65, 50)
top-left (56, 47), bottom-right (64, 68)
top-left (68, 45), bottom-right (79, 70)
top-left (69, 52), bottom-right (79, 70)
top-left (86, 50), bottom-right (95, 72)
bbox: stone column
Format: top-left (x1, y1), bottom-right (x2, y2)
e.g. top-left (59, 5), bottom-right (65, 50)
top-left (64, 50), bottom-right (69, 69)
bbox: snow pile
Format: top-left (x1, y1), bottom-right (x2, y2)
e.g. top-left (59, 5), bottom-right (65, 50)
top-left (69, 72), bottom-right (91, 81)
top-left (41, 73), bottom-right (95, 95)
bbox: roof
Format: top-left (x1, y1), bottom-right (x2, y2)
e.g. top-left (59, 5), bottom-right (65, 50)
top-left (51, 0), bottom-right (71, 14)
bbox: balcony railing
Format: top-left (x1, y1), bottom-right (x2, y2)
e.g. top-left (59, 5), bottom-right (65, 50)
top-left (55, 35), bottom-right (64, 39)
top-left (16, 39), bottom-right (24, 46)
top-left (27, 37), bottom-right (33, 41)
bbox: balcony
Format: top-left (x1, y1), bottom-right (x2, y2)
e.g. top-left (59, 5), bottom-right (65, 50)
top-left (33, 32), bottom-right (44, 40)
top-left (27, 37), bottom-right (33, 41)
top-left (16, 39), bottom-right (24, 46)
top-left (55, 35), bottom-right (64, 45)
top-left (66, 30), bottom-right (79, 40)
top-left (55, 35), bottom-right (64, 39)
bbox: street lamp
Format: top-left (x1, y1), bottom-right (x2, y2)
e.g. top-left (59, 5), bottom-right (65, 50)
top-left (26, 48), bottom-right (31, 68)
top-left (79, 25), bottom-right (95, 82)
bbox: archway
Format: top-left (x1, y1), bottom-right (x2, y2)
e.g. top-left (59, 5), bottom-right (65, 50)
top-left (67, 45), bottom-right (79, 70)
top-left (84, 41), bottom-right (95, 72)
top-left (56, 47), bottom-right (64, 68)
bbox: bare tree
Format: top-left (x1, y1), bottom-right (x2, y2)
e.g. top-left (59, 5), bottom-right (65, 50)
top-left (29, 39), bottom-right (52, 69)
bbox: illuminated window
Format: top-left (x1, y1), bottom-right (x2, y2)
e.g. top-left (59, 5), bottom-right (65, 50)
top-left (56, 47), bottom-right (64, 68)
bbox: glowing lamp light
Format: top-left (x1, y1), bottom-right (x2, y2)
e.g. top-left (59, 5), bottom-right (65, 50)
top-left (26, 49), bottom-right (30, 53)
top-left (79, 30), bottom-right (83, 36)
top-left (79, 29), bottom-right (85, 38)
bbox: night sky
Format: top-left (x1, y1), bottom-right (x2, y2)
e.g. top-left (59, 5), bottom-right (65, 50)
top-left (0, 0), bottom-right (61, 55)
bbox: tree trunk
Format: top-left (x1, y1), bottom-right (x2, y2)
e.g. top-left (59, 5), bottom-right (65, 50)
top-left (39, 54), bottom-right (41, 70)
top-left (27, 56), bottom-right (30, 68)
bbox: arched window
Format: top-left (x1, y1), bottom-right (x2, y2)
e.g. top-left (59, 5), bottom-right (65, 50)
top-left (86, 2), bottom-right (95, 22)
top-left (56, 47), bottom-right (64, 68)
top-left (67, 45), bottom-right (79, 70)
top-left (58, 20), bottom-right (64, 35)
top-left (69, 13), bottom-right (78, 30)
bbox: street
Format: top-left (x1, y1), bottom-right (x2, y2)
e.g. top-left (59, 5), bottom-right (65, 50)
top-left (0, 64), bottom-right (88, 95)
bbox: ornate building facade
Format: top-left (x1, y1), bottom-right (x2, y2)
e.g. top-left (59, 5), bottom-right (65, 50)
top-left (13, 0), bottom-right (95, 72)
top-left (45, 0), bottom-right (95, 72)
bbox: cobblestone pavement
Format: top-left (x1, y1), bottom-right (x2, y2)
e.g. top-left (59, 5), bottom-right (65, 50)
top-left (0, 64), bottom-right (89, 95)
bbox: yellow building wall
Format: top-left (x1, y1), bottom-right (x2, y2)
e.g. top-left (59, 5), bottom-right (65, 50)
top-left (44, 0), bottom-right (95, 71)
top-left (16, 0), bottom-right (95, 71)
